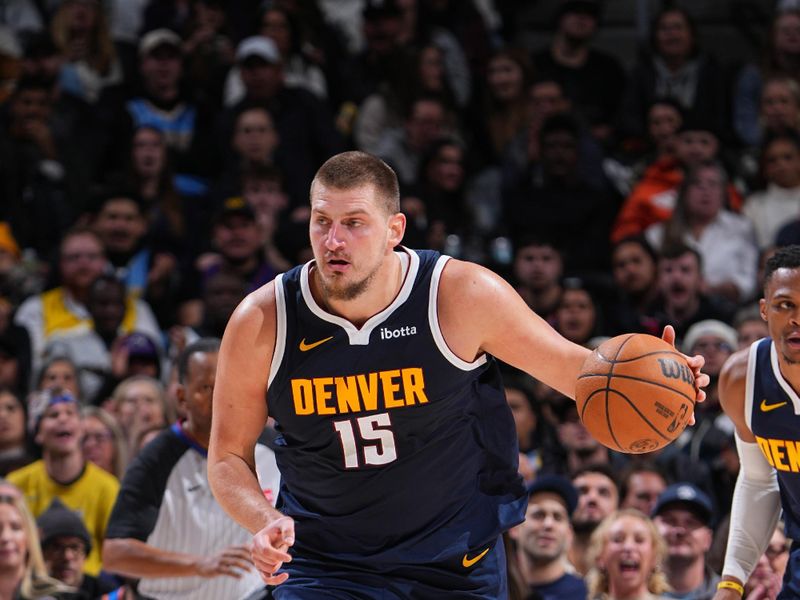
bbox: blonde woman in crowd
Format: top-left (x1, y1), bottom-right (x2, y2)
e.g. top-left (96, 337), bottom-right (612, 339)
top-left (586, 509), bottom-right (670, 600)
top-left (81, 406), bottom-right (127, 480)
top-left (103, 375), bottom-right (173, 459)
top-left (0, 493), bottom-right (70, 599)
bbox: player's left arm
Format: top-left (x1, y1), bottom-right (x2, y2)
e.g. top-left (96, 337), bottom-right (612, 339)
top-left (437, 259), bottom-right (707, 401)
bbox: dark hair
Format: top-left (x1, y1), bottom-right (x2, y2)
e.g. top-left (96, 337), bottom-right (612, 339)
top-left (89, 273), bottom-right (125, 298)
top-left (513, 235), bottom-right (563, 256)
top-left (12, 75), bottom-right (53, 96)
top-left (241, 162), bottom-right (283, 186)
top-left (659, 241), bottom-right (703, 270)
top-left (177, 338), bottom-right (221, 384)
top-left (618, 461), bottom-right (669, 503)
top-left (761, 129), bottom-right (800, 177)
top-left (612, 235), bottom-right (659, 266)
top-left (539, 112), bottom-right (580, 145)
top-left (311, 151), bottom-right (400, 215)
top-left (91, 189), bottom-right (144, 216)
top-left (570, 462), bottom-right (619, 493)
top-left (764, 245), bottom-right (800, 289)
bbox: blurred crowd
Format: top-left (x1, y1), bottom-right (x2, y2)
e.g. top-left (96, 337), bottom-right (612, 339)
top-left (0, 0), bottom-right (797, 598)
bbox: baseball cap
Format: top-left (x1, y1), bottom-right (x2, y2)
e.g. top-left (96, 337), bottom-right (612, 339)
top-left (139, 29), bottom-right (182, 57)
top-left (235, 36), bottom-right (281, 64)
top-left (123, 332), bottom-right (159, 359)
top-left (527, 474), bottom-right (579, 516)
top-left (652, 483), bottom-right (713, 526)
top-left (37, 498), bottom-right (92, 553)
top-left (214, 197), bottom-right (256, 225)
top-left (682, 319), bottom-right (737, 354)
top-left (363, 0), bottom-right (403, 19)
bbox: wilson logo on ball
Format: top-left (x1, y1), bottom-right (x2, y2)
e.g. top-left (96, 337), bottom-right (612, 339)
top-left (657, 358), bottom-right (694, 385)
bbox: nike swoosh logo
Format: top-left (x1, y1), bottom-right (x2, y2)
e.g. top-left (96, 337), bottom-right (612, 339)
top-left (462, 547), bottom-right (490, 568)
top-left (761, 399), bottom-right (788, 412)
top-left (299, 336), bottom-right (333, 352)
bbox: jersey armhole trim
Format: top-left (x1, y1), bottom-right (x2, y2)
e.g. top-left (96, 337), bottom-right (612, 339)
top-left (428, 256), bottom-right (487, 371)
top-left (744, 339), bottom-right (759, 431)
top-left (268, 274), bottom-right (286, 388)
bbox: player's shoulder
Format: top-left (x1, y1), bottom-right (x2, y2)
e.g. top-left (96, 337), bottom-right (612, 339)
top-left (438, 258), bottom-right (508, 298)
top-left (229, 280), bottom-right (278, 329)
top-left (718, 346), bottom-right (752, 421)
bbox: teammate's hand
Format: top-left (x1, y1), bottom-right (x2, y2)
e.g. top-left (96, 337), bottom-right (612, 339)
top-left (196, 545), bottom-right (253, 578)
top-left (252, 515), bottom-right (295, 586)
top-left (661, 324), bottom-right (709, 425)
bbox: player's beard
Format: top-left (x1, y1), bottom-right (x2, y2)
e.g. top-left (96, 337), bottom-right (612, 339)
top-left (319, 260), bottom-right (381, 302)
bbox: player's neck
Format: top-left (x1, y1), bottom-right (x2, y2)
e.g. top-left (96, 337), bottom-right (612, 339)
top-left (315, 251), bottom-right (404, 328)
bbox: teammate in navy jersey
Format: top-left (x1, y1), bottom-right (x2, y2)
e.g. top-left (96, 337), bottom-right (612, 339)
top-left (718, 245), bottom-right (800, 600)
top-left (207, 151), bottom-right (708, 599)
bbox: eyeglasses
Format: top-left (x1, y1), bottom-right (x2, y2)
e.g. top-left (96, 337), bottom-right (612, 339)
top-left (44, 541), bottom-right (86, 557)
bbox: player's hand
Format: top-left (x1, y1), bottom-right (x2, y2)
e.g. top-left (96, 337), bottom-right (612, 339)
top-left (661, 325), bottom-right (709, 425)
top-left (252, 515), bottom-right (294, 586)
top-left (196, 545), bottom-right (253, 578)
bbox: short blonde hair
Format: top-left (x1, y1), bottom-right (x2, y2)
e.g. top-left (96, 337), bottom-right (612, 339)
top-left (585, 508), bottom-right (670, 599)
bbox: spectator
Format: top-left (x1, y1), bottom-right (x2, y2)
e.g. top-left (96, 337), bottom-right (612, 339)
top-left (14, 228), bottom-right (161, 380)
top-left (89, 192), bottom-right (176, 312)
top-left (216, 35), bottom-right (344, 208)
top-left (510, 475), bottom-right (586, 600)
top-left (532, 0), bottom-right (625, 141)
top-left (7, 390), bottom-right (119, 576)
top-left (0, 330), bottom-right (31, 399)
top-left (50, 0), bottom-right (123, 104)
top-left (0, 493), bottom-right (70, 599)
top-left (505, 113), bottom-right (620, 273)
top-left (645, 162), bottom-right (758, 304)
top-left (619, 6), bottom-right (727, 145)
top-left (0, 76), bottom-right (81, 261)
top-left (0, 387), bottom-right (34, 477)
top-left (125, 29), bottom-right (214, 177)
top-left (189, 270), bottom-right (248, 340)
top-left (102, 339), bottom-right (280, 600)
top-left (652, 483), bottom-right (719, 600)
top-left (36, 357), bottom-right (81, 401)
top-left (734, 9), bottom-right (800, 147)
top-left (37, 498), bottom-right (116, 598)
top-left (568, 463), bottom-right (620, 575)
top-left (745, 131), bottom-right (800, 249)
top-left (585, 509), bottom-right (669, 600)
top-left (43, 275), bottom-right (163, 405)
top-left (81, 406), bottom-right (126, 480)
top-left (554, 280), bottom-right (602, 347)
top-left (733, 305), bottom-right (769, 350)
top-left (552, 396), bottom-right (611, 474)
top-left (103, 375), bottom-right (172, 459)
top-left (619, 462), bottom-right (668, 517)
top-left (606, 236), bottom-right (661, 336)
top-left (510, 238), bottom-right (563, 324)
top-left (180, 0), bottom-right (234, 108)
top-left (648, 244), bottom-right (735, 343)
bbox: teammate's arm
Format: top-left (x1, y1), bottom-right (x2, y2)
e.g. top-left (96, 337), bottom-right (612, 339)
top-left (437, 259), bottom-right (706, 400)
top-left (208, 282), bottom-right (293, 585)
top-left (715, 349), bottom-right (781, 600)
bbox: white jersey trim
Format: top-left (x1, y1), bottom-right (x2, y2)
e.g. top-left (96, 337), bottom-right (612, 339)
top-left (428, 255), bottom-right (487, 371)
top-left (268, 274), bottom-right (286, 388)
top-left (769, 340), bottom-right (800, 414)
top-left (300, 248), bottom-right (419, 345)
top-left (744, 339), bottom-right (759, 431)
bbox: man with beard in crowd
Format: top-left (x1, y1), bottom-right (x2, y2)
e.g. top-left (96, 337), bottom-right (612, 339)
top-left (511, 475), bottom-right (587, 600)
top-left (512, 238), bottom-right (564, 325)
top-left (568, 464), bottom-right (619, 575)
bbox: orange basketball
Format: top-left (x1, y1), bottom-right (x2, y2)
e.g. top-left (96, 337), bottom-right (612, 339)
top-left (575, 334), bottom-right (696, 454)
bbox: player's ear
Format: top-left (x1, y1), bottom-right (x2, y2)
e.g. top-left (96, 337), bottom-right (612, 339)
top-left (388, 212), bottom-right (405, 247)
top-left (759, 298), bottom-right (767, 322)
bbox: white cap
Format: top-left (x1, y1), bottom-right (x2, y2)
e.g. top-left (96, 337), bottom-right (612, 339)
top-left (235, 36), bottom-right (280, 64)
top-left (682, 319), bottom-right (738, 354)
top-left (0, 26), bottom-right (21, 59)
top-left (139, 28), bottom-right (182, 57)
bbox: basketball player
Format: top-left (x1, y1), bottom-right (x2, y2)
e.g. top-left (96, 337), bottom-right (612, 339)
top-left (207, 151), bottom-right (708, 598)
top-left (716, 244), bottom-right (800, 600)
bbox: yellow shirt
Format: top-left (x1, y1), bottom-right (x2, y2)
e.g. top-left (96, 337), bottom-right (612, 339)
top-left (8, 460), bottom-right (119, 575)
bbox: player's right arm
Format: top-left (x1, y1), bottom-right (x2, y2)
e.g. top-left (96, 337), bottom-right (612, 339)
top-left (715, 349), bottom-right (781, 600)
top-left (208, 282), bottom-right (294, 585)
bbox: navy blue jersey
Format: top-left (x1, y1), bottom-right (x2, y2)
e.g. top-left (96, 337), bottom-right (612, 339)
top-left (267, 248), bottom-right (527, 565)
top-left (747, 337), bottom-right (800, 540)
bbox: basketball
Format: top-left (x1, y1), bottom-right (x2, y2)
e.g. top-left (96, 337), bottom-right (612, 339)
top-left (575, 334), bottom-right (696, 454)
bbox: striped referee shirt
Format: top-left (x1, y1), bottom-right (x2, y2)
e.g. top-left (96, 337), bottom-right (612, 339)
top-left (106, 423), bottom-right (280, 600)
